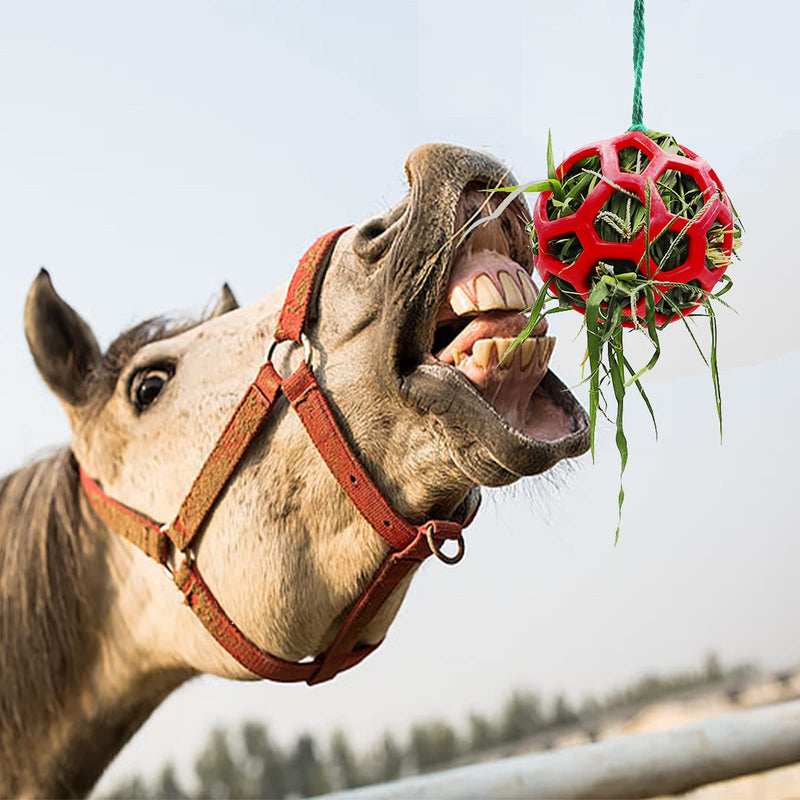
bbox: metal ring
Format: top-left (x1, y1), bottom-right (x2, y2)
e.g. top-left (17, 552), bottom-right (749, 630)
top-left (300, 332), bottom-right (313, 363)
top-left (266, 334), bottom-right (313, 367)
top-left (160, 524), bottom-right (197, 578)
top-left (425, 524), bottom-right (465, 565)
top-left (266, 338), bottom-right (281, 364)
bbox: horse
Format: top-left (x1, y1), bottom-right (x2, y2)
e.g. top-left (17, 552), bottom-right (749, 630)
top-left (0, 143), bottom-right (589, 797)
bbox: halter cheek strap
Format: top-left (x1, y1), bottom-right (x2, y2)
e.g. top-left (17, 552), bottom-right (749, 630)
top-left (79, 228), bottom-right (475, 686)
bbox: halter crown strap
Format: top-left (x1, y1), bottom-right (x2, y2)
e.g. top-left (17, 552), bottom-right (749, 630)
top-left (79, 227), bottom-right (468, 685)
top-left (273, 227), bottom-right (348, 343)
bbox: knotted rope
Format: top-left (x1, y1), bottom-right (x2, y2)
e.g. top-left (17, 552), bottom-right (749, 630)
top-left (628, 0), bottom-right (647, 132)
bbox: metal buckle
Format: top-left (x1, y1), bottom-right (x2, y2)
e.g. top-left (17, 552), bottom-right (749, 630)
top-left (266, 332), bottom-right (313, 368)
top-left (425, 524), bottom-right (465, 565)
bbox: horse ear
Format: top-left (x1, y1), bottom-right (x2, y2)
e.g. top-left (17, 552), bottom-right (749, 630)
top-left (206, 282), bottom-right (239, 319)
top-left (24, 269), bottom-right (101, 407)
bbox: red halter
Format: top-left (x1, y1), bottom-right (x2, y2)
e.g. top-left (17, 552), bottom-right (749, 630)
top-left (79, 228), bottom-right (474, 685)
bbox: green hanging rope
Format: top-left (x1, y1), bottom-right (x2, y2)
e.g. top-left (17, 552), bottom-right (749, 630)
top-left (628, 0), bottom-right (647, 132)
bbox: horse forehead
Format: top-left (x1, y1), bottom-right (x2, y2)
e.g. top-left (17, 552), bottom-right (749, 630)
top-left (134, 285), bottom-right (286, 366)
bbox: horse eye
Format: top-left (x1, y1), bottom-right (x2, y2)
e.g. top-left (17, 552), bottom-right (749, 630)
top-left (129, 367), bottom-right (172, 411)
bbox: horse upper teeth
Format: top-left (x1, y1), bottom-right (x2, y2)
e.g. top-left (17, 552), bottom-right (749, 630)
top-left (472, 338), bottom-right (494, 368)
top-left (497, 271), bottom-right (525, 309)
top-left (447, 255), bottom-right (541, 316)
top-left (450, 286), bottom-right (477, 316)
top-left (474, 275), bottom-right (505, 310)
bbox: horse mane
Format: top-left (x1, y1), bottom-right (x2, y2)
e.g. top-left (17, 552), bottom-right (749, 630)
top-left (0, 315), bottom-right (202, 794)
top-left (0, 448), bottom-right (107, 792)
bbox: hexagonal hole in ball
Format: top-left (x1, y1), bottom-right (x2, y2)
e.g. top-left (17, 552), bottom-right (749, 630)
top-left (617, 145), bottom-right (652, 175)
top-left (655, 169), bottom-right (706, 219)
top-left (594, 191), bottom-right (647, 243)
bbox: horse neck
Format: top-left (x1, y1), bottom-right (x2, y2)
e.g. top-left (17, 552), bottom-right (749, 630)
top-left (0, 451), bottom-right (192, 798)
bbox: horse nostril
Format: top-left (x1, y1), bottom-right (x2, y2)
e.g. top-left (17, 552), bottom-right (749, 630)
top-left (353, 199), bottom-right (409, 263)
top-left (360, 219), bottom-right (387, 240)
top-left (353, 218), bottom-right (393, 264)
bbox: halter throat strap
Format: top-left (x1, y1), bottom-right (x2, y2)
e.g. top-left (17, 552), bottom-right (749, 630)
top-left (79, 228), bottom-right (470, 685)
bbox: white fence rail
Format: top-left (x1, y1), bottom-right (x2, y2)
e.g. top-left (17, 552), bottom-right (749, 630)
top-left (323, 699), bottom-right (800, 799)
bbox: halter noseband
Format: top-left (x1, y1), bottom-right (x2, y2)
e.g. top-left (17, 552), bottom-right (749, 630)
top-left (79, 228), bottom-right (474, 685)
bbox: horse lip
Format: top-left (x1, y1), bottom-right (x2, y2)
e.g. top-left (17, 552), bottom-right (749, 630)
top-left (400, 359), bottom-right (590, 477)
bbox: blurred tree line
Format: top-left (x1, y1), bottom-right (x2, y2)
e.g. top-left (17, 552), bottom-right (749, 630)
top-left (104, 652), bottom-right (753, 799)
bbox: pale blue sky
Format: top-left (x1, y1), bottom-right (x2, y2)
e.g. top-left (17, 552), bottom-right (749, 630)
top-left (1, 0), bottom-right (799, 793)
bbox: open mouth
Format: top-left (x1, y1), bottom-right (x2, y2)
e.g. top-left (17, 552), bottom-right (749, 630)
top-left (426, 184), bottom-right (569, 442)
top-left (395, 148), bottom-right (590, 481)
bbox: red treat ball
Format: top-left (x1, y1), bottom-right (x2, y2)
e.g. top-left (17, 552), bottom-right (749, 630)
top-left (533, 131), bottom-right (736, 327)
